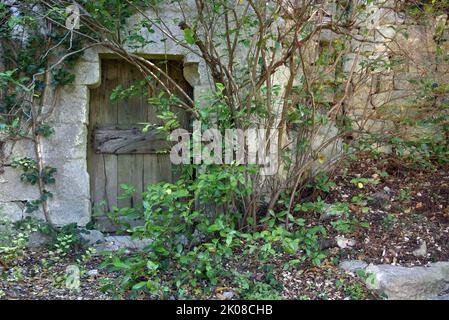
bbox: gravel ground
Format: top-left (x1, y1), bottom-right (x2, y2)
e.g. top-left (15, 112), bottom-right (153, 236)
top-left (0, 250), bottom-right (111, 300)
top-left (324, 153), bottom-right (449, 266)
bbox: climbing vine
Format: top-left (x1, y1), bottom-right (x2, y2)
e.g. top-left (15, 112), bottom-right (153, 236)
top-left (0, 1), bottom-right (91, 224)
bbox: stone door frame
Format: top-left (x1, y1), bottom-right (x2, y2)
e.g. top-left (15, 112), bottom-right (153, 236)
top-left (37, 47), bottom-right (210, 226)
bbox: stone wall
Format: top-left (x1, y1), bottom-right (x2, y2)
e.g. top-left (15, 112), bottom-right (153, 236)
top-left (1, 2), bottom-right (448, 226)
top-left (0, 5), bottom-right (213, 226)
top-left (346, 3), bottom-right (449, 138)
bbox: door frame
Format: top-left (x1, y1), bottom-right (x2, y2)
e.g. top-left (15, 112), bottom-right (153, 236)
top-left (61, 46), bottom-right (212, 226)
top-left (87, 57), bottom-right (193, 216)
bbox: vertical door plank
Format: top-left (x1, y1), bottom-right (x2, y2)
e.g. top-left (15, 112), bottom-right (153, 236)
top-left (101, 60), bottom-right (119, 210)
top-left (117, 61), bottom-right (146, 208)
top-left (88, 60), bottom-right (118, 212)
top-left (87, 70), bottom-right (106, 212)
top-left (143, 61), bottom-right (167, 189)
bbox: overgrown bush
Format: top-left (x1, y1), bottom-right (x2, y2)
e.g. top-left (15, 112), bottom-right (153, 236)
top-left (100, 167), bottom-right (328, 299)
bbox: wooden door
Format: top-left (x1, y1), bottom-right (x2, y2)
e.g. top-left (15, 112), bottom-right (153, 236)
top-left (88, 59), bottom-right (192, 217)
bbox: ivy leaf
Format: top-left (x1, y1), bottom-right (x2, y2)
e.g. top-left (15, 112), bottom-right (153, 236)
top-left (183, 28), bottom-right (196, 45)
top-left (215, 83), bottom-right (225, 92)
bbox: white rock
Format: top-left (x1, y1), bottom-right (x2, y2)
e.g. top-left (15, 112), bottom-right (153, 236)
top-left (80, 229), bottom-right (105, 246)
top-left (86, 269), bottom-right (98, 277)
top-left (336, 236), bottom-right (356, 249)
top-left (365, 262), bottom-right (449, 300)
top-left (94, 235), bottom-right (152, 251)
top-left (413, 241), bottom-right (427, 257)
top-left (222, 291), bottom-right (235, 300)
top-left (340, 260), bottom-right (368, 273)
top-left (27, 232), bottom-right (52, 248)
top-left (321, 204), bottom-right (345, 220)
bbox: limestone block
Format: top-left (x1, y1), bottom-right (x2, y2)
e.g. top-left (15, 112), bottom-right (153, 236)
top-left (79, 47), bottom-right (101, 64)
top-left (375, 25), bottom-right (397, 43)
top-left (0, 202), bottom-right (23, 222)
top-left (402, 126), bottom-right (436, 142)
top-left (394, 26), bottom-right (437, 70)
top-left (183, 63), bottom-right (200, 87)
top-left (2, 139), bottom-right (35, 164)
top-left (193, 85), bottom-right (213, 104)
top-left (311, 124), bottom-right (342, 173)
top-left (22, 206), bottom-right (46, 221)
top-left (360, 119), bottom-right (395, 134)
top-left (378, 9), bottom-right (405, 25)
top-left (94, 235), bottom-right (153, 251)
top-left (0, 167), bottom-right (40, 201)
top-left (348, 79), bottom-right (373, 106)
top-left (134, 12), bottom-right (188, 56)
top-left (318, 29), bottom-right (338, 42)
top-left (196, 63), bottom-right (213, 87)
top-left (94, 216), bottom-right (144, 233)
top-left (27, 231), bottom-right (52, 248)
top-left (74, 61), bottom-right (100, 87)
top-left (360, 2), bottom-right (401, 28)
top-left (343, 53), bottom-right (366, 73)
top-left (41, 122), bottom-right (87, 161)
top-left (351, 106), bottom-right (374, 119)
top-left (47, 85), bottom-right (89, 124)
top-left (45, 159), bottom-right (90, 201)
top-left (47, 198), bottom-right (91, 226)
top-left (351, 39), bottom-right (376, 53)
top-left (79, 229), bottom-right (105, 245)
top-left (393, 74), bottom-right (419, 91)
top-left (375, 74), bottom-right (395, 93)
top-left (364, 4), bottom-right (381, 30)
top-left (184, 52), bottom-right (202, 65)
top-left (371, 90), bottom-right (415, 109)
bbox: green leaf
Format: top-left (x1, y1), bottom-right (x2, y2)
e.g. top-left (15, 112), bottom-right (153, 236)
top-left (215, 82), bottom-right (225, 92)
top-left (146, 260), bottom-right (159, 271)
top-left (183, 28), bottom-right (195, 45)
top-left (132, 281), bottom-right (147, 291)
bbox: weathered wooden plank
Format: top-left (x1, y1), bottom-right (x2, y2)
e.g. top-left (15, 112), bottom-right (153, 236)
top-left (88, 59), bottom-right (119, 212)
top-left (93, 126), bottom-right (169, 154)
top-left (101, 60), bottom-right (119, 210)
top-left (117, 61), bottom-right (147, 208)
top-left (87, 68), bottom-right (105, 211)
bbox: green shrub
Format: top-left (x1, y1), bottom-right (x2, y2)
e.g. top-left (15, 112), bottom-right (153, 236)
top-left (99, 171), bottom-right (328, 299)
